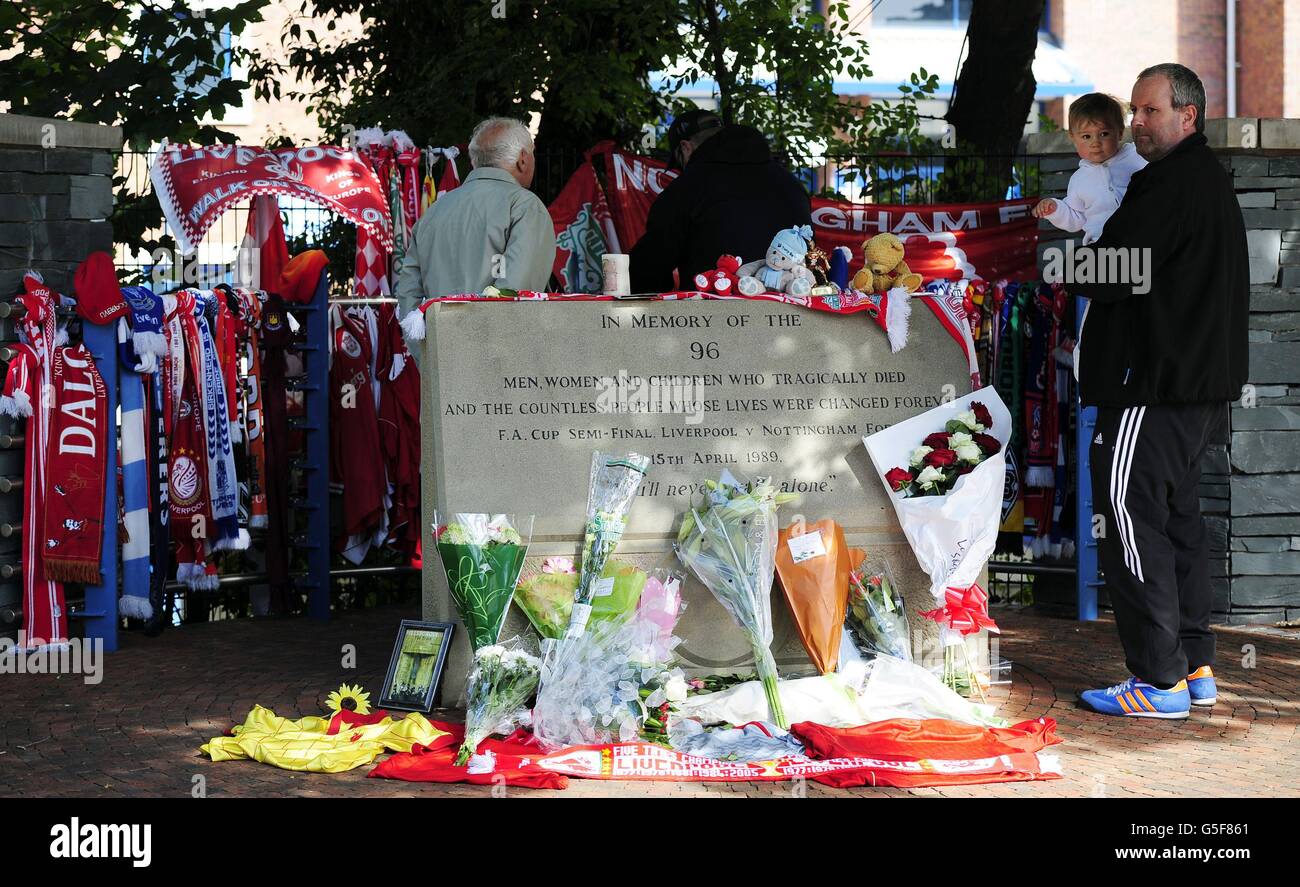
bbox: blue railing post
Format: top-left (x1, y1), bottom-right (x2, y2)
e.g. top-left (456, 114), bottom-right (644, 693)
top-left (302, 271), bottom-right (331, 621)
top-left (78, 319), bottom-right (119, 650)
top-left (1075, 295), bottom-right (1100, 620)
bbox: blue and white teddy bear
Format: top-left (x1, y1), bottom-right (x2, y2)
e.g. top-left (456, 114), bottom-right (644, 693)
top-left (736, 225), bottom-right (817, 297)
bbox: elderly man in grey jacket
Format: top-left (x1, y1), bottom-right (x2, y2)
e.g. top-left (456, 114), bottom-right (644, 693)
top-left (395, 117), bottom-right (557, 319)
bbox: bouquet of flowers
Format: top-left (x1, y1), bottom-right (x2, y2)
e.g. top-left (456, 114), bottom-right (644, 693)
top-left (864, 388), bottom-right (1010, 689)
top-left (564, 452), bottom-right (650, 642)
top-left (531, 598), bottom-right (688, 750)
top-left (774, 519), bottom-right (851, 675)
top-left (514, 558), bottom-right (648, 641)
top-left (455, 637), bottom-right (542, 766)
top-left (636, 569), bottom-right (685, 664)
top-left (882, 401), bottom-right (1003, 497)
top-left (434, 513), bottom-right (533, 650)
top-left (675, 473), bottom-right (796, 728)
top-left (845, 558), bottom-right (912, 662)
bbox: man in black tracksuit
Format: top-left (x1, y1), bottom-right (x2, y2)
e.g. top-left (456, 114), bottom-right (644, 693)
top-left (1076, 64), bottom-right (1248, 718)
top-left (630, 111), bottom-right (812, 293)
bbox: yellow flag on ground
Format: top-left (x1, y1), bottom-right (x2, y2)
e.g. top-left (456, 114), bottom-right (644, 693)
top-left (201, 705), bottom-right (447, 774)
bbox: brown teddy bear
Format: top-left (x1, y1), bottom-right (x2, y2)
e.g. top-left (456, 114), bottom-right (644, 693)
top-left (851, 233), bottom-right (924, 294)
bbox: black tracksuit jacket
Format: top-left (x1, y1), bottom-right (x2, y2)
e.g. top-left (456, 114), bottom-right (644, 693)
top-left (629, 125), bottom-right (812, 293)
top-left (1075, 132), bottom-right (1249, 408)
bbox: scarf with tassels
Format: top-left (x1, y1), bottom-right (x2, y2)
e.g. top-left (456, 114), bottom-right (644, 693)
top-left (42, 345), bottom-right (108, 585)
top-left (194, 293), bottom-right (245, 552)
top-left (4, 273), bottom-right (68, 645)
top-left (165, 291), bottom-right (213, 587)
top-left (235, 288), bottom-right (269, 530)
top-left (116, 315), bottom-right (154, 619)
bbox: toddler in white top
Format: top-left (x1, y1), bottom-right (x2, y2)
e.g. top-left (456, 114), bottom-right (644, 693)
top-left (1033, 93), bottom-right (1147, 245)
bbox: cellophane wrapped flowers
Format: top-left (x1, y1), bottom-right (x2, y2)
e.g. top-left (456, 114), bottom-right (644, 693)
top-left (455, 637), bottom-right (542, 766)
top-left (675, 473), bottom-right (795, 729)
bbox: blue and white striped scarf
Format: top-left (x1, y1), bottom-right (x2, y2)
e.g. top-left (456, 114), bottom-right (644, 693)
top-left (116, 317), bottom-right (153, 619)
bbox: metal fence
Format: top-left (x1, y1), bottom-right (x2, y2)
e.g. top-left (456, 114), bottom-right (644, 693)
top-left (111, 145), bottom-right (1068, 615)
top-left (113, 147), bottom-right (1041, 284)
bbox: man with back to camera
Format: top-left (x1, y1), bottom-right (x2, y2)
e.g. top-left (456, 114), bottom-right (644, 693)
top-left (394, 116), bottom-right (556, 321)
top-left (1074, 63), bottom-right (1248, 720)
top-left (629, 108), bottom-right (812, 293)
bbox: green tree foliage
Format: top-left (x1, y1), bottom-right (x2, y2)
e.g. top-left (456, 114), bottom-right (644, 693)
top-left (0, 0), bottom-right (270, 254)
top-left (264, 0), bottom-right (938, 200)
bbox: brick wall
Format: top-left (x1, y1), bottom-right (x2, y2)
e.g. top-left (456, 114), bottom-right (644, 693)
top-left (1176, 0), bottom-right (1228, 118)
top-left (1237, 0), bottom-right (1286, 118)
top-left (1028, 117), bottom-right (1300, 625)
top-left (0, 113), bottom-right (121, 630)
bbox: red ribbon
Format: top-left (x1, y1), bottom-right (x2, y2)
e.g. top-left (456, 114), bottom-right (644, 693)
top-left (921, 583), bottom-right (1000, 635)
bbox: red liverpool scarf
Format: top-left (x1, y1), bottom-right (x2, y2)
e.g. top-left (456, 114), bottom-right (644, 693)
top-left (164, 292), bottom-right (215, 587)
top-left (43, 346), bottom-right (109, 584)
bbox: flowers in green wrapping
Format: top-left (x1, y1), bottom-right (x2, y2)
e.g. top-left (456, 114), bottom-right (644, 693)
top-left (456, 640), bottom-right (541, 766)
top-left (434, 513), bottom-right (533, 651)
top-left (675, 475), bottom-right (795, 729)
top-left (514, 559), bottom-right (648, 640)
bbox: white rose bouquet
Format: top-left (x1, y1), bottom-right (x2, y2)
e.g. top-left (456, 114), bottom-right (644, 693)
top-left (456, 638), bottom-right (542, 766)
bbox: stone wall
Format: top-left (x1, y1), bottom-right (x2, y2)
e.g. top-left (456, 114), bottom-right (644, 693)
top-left (0, 114), bottom-right (121, 632)
top-left (1028, 117), bottom-right (1300, 625)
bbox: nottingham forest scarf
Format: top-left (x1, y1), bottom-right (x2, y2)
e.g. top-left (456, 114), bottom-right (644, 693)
top-left (43, 346), bottom-right (108, 584)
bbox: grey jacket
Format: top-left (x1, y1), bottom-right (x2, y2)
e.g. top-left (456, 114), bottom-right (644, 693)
top-left (393, 166), bottom-right (556, 316)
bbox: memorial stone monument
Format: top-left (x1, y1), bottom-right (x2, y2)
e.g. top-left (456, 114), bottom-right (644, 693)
top-left (421, 298), bottom-right (987, 695)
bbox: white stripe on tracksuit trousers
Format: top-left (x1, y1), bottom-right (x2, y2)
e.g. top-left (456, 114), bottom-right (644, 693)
top-left (1090, 402), bottom-right (1220, 688)
top-left (1109, 407), bottom-right (1146, 583)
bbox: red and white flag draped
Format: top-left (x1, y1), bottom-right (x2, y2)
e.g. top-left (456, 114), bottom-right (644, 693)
top-left (150, 142), bottom-right (393, 257)
top-left (1, 274), bottom-right (109, 647)
top-left (550, 144), bottom-right (1038, 291)
top-left (238, 195), bottom-right (289, 294)
top-left (369, 716), bottom-right (1062, 790)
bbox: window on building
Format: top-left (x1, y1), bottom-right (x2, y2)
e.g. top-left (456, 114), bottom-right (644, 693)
top-left (874, 0), bottom-right (972, 27)
top-left (874, 0), bottom-right (1051, 32)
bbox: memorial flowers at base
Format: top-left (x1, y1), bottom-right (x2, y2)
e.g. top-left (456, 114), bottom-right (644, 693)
top-left (863, 388), bottom-right (1010, 691)
top-left (433, 513), bottom-right (533, 651)
top-left (456, 638), bottom-right (542, 766)
top-left (563, 452), bottom-right (650, 643)
top-left (675, 473), bottom-right (795, 728)
top-left (845, 559), bottom-right (913, 663)
top-left (514, 558), bottom-right (648, 641)
top-left (531, 569), bottom-right (688, 749)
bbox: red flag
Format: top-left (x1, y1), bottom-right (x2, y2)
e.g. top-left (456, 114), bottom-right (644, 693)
top-left (151, 143), bottom-right (391, 254)
top-left (241, 195), bottom-right (288, 294)
top-left (580, 145), bottom-right (1038, 282)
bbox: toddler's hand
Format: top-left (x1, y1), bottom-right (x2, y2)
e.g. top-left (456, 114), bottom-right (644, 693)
top-left (1032, 198), bottom-right (1057, 218)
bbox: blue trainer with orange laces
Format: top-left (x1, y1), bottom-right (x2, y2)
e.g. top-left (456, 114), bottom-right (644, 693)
top-left (1187, 666), bottom-right (1217, 706)
top-left (1079, 676), bottom-right (1190, 719)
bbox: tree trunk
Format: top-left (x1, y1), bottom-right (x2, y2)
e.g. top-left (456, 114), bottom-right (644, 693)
top-left (941, 0), bottom-right (1044, 201)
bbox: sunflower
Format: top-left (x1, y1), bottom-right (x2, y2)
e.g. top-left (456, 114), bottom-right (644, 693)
top-left (325, 683), bottom-right (372, 716)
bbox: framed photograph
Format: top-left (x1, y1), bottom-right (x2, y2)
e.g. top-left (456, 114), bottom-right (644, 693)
top-left (378, 620), bottom-right (454, 714)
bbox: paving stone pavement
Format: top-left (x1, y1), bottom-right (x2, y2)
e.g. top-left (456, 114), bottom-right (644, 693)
top-left (2, 605), bottom-right (1297, 798)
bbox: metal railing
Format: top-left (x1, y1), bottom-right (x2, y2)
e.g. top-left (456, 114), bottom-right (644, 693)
top-left (112, 147), bottom-right (1041, 284)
